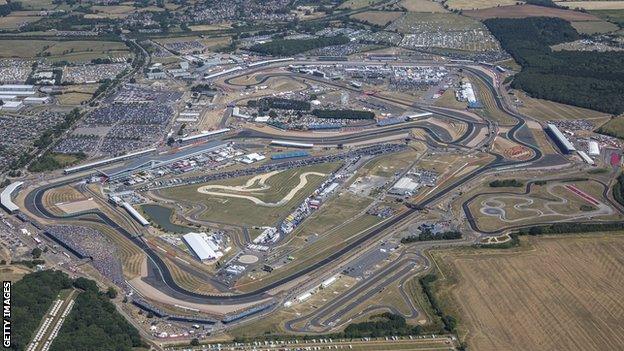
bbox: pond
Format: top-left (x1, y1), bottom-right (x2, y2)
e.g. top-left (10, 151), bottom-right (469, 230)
top-left (141, 204), bottom-right (195, 234)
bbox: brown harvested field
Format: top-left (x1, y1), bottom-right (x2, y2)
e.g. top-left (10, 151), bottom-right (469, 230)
top-left (445, 0), bottom-right (517, 10)
top-left (399, 0), bottom-right (448, 12)
top-left (432, 234), bottom-right (624, 351)
top-left (514, 90), bottom-right (610, 123)
top-left (463, 4), bottom-right (602, 20)
top-left (556, 1), bottom-right (624, 10)
top-left (351, 11), bottom-right (405, 26)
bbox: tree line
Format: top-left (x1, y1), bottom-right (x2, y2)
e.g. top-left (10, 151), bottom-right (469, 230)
top-left (613, 173), bottom-right (624, 207)
top-left (312, 109), bottom-right (375, 120)
top-left (254, 97), bottom-right (311, 111)
top-left (250, 35), bottom-right (350, 56)
top-left (401, 230), bottom-right (462, 243)
top-left (484, 17), bottom-right (624, 115)
top-left (489, 179), bottom-right (523, 187)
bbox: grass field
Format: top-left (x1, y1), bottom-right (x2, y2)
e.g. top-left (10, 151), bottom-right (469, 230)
top-left (433, 89), bottom-right (467, 110)
top-left (387, 12), bottom-right (484, 33)
top-left (235, 213), bottom-right (383, 292)
top-left (571, 20), bottom-right (619, 33)
top-left (590, 9), bottom-right (624, 26)
top-left (399, 0), bottom-right (448, 12)
top-left (467, 179), bottom-right (618, 232)
top-left (351, 11), bottom-right (405, 26)
top-left (158, 163), bottom-right (340, 227)
top-left (0, 14), bottom-right (40, 30)
top-left (597, 116), bottom-right (624, 139)
top-left (338, 0), bottom-right (385, 9)
top-left (472, 78), bottom-right (516, 125)
top-left (514, 90), bottom-right (610, 123)
top-left (0, 39), bottom-right (130, 63)
top-left (431, 233), bottom-right (624, 350)
top-left (57, 84), bottom-right (99, 105)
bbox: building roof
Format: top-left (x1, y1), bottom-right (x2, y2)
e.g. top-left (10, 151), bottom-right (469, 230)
top-left (547, 124), bottom-right (576, 151)
top-left (0, 84), bottom-right (34, 90)
top-left (1, 181), bottom-right (23, 213)
top-left (122, 202), bottom-right (149, 226)
top-left (183, 232), bottom-right (221, 261)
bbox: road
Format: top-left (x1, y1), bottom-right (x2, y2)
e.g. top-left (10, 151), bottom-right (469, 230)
top-left (20, 59), bottom-right (546, 321)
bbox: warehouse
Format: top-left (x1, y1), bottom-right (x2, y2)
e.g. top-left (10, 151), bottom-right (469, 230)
top-left (389, 177), bottom-right (419, 196)
top-left (546, 124), bottom-right (576, 154)
top-left (0, 101), bottom-right (24, 112)
top-left (0, 181), bottom-right (23, 214)
top-left (588, 141), bottom-right (600, 156)
top-left (183, 232), bottom-right (223, 262)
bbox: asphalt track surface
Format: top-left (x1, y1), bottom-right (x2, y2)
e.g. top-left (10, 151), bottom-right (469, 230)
top-left (463, 178), bottom-right (622, 234)
top-left (24, 62), bottom-right (543, 305)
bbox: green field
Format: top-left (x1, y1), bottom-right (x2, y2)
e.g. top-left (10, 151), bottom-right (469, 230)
top-left (0, 39), bottom-right (130, 63)
top-left (158, 162), bottom-right (341, 226)
top-left (590, 9), bottom-right (624, 27)
top-left (387, 12), bottom-right (484, 33)
top-left (597, 116), bottom-right (624, 139)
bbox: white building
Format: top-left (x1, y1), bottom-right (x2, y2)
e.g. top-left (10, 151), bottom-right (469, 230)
top-left (389, 177), bottom-right (419, 196)
top-left (588, 141), bottom-right (600, 156)
top-left (0, 181), bottom-right (23, 214)
top-left (183, 232), bottom-right (223, 262)
top-left (1, 101), bottom-right (24, 112)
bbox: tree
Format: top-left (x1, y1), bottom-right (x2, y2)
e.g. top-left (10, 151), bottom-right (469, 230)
top-left (106, 287), bottom-right (118, 299)
top-left (190, 338), bottom-right (200, 346)
top-left (31, 247), bottom-right (42, 259)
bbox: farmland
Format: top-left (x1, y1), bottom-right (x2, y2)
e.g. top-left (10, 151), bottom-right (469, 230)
top-left (463, 4), bottom-right (603, 20)
top-left (514, 90), bottom-right (610, 123)
top-left (431, 234), bottom-right (624, 350)
top-left (351, 11), bottom-right (405, 26)
top-left (0, 39), bottom-right (131, 63)
top-left (556, 1), bottom-right (624, 10)
top-left (444, 0), bottom-right (518, 10)
top-left (399, 0), bottom-right (449, 12)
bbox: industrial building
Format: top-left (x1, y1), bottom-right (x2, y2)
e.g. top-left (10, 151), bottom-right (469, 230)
top-left (389, 177), bottom-right (419, 196)
top-left (577, 150), bottom-right (595, 165)
top-left (588, 141), bottom-right (600, 156)
top-left (546, 124), bottom-right (576, 154)
top-left (183, 232), bottom-right (223, 262)
top-left (0, 181), bottom-right (23, 214)
top-left (0, 101), bottom-right (24, 111)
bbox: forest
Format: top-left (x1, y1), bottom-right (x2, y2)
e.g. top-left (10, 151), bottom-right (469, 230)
top-left (8, 270), bottom-right (141, 351)
top-left (9, 271), bottom-right (73, 351)
top-left (250, 35), bottom-right (350, 56)
top-left (484, 17), bottom-right (624, 115)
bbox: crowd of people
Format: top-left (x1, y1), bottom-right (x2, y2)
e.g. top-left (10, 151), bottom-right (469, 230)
top-left (45, 225), bottom-right (126, 289)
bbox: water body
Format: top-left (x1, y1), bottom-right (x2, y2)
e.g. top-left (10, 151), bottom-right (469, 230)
top-left (141, 204), bottom-right (194, 234)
